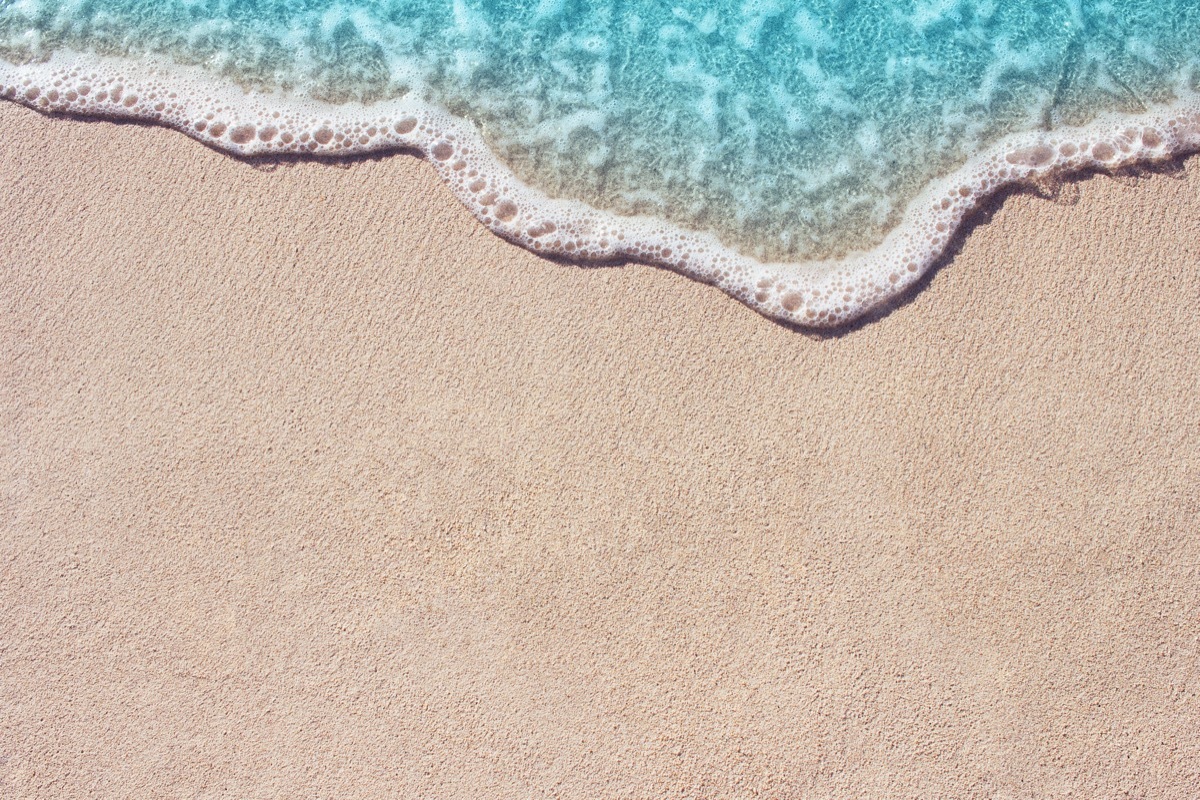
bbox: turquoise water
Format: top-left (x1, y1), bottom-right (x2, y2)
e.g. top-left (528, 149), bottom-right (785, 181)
top-left (2, 1), bottom-right (1199, 263)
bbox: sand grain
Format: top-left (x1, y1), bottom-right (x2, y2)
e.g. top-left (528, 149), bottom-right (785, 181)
top-left (2, 102), bottom-right (1199, 798)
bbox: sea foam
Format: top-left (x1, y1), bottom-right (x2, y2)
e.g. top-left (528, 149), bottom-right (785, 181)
top-left (4, 50), bottom-right (1200, 327)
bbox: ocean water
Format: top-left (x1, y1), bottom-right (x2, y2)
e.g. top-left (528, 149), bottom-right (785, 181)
top-left (2, 1), bottom-right (1200, 325)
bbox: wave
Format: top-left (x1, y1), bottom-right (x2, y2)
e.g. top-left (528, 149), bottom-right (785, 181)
top-left (4, 49), bottom-right (1200, 327)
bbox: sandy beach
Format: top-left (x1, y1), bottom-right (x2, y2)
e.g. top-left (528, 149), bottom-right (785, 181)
top-left (3, 99), bottom-right (1198, 797)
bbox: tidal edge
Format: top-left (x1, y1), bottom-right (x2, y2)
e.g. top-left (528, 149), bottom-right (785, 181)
top-left (4, 50), bottom-right (1199, 328)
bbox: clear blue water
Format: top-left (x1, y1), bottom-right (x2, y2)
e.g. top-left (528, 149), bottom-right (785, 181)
top-left (2, 0), bottom-right (1199, 262)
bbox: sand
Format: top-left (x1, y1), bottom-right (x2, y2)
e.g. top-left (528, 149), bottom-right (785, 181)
top-left (2, 100), bottom-right (1198, 798)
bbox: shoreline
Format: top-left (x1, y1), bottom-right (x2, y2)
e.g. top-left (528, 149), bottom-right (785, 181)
top-left (5, 50), bottom-right (1200, 327)
top-left (3, 99), bottom-right (1199, 797)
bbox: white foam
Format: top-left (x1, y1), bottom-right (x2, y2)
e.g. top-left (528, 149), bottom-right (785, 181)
top-left (4, 49), bottom-right (1200, 327)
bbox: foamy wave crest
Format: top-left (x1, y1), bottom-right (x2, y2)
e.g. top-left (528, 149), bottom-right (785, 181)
top-left (4, 50), bottom-right (1200, 327)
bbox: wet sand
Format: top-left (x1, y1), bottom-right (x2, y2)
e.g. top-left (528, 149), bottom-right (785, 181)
top-left (3, 100), bottom-right (1198, 798)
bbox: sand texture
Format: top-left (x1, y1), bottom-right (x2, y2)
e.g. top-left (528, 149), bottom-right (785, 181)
top-left (2, 101), bottom-right (1199, 798)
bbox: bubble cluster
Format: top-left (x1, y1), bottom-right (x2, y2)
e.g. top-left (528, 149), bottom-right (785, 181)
top-left (3, 50), bottom-right (1200, 328)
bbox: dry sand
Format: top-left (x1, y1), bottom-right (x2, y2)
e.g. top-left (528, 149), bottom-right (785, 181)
top-left (2, 100), bottom-right (1199, 798)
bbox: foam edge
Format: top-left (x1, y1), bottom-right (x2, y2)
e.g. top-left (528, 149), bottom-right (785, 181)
top-left (4, 50), bottom-right (1200, 328)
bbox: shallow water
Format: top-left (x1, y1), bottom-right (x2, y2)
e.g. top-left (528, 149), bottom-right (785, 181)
top-left (2, 1), bottom-right (1200, 324)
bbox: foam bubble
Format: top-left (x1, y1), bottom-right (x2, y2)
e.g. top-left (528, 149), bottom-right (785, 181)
top-left (3, 49), bottom-right (1200, 327)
